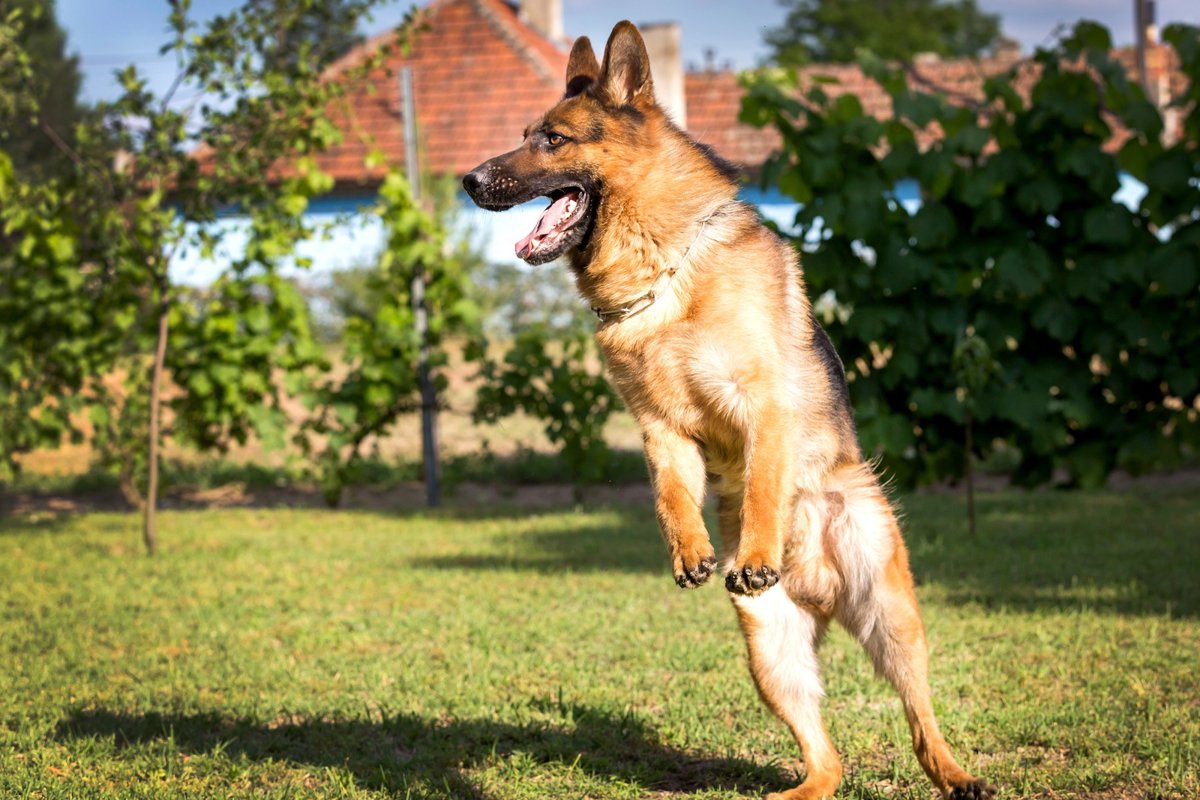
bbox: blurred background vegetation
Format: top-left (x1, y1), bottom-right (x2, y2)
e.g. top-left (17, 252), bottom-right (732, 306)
top-left (1, 0), bottom-right (1197, 547)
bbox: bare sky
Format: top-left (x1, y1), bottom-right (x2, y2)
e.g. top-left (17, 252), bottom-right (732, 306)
top-left (60, 0), bottom-right (1198, 102)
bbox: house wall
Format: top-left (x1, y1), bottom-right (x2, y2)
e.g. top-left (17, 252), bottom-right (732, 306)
top-left (168, 188), bottom-right (806, 287)
top-left (169, 176), bottom-right (1148, 288)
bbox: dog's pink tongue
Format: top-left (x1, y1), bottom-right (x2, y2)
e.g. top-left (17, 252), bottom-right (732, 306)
top-left (515, 194), bottom-right (573, 258)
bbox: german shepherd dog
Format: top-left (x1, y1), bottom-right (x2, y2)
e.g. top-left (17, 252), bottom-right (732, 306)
top-left (463, 21), bottom-right (994, 800)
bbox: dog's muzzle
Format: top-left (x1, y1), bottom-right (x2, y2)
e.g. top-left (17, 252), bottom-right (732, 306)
top-left (461, 163), bottom-right (514, 210)
top-left (462, 168), bottom-right (484, 197)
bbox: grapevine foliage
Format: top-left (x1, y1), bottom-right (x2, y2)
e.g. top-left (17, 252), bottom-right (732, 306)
top-left (741, 22), bottom-right (1200, 487)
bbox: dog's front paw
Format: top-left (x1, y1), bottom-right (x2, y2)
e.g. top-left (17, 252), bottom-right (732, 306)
top-left (673, 546), bottom-right (718, 589)
top-left (724, 561), bottom-right (780, 595)
top-left (948, 778), bottom-right (997, 800)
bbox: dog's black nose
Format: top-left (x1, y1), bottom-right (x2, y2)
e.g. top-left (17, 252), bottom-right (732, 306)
top-left (462, 169), bottom-right (483, 195)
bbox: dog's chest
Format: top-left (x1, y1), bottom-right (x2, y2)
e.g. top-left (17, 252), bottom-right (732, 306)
top-left (601, 327), bottom-right (754, 454)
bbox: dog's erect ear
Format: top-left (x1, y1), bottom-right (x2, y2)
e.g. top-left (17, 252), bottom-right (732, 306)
top-left (597, 21), bottom-right (654, 107)
top-left (565, 36), bottom-right (599, 98)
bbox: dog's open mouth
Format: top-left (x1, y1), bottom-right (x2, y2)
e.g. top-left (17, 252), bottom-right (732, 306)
top-left (515, 187), bottom-right (591, 264)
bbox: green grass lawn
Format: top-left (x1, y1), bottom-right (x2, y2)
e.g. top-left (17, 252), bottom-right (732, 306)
top-left (1, 488), bottom-right (1197, 799)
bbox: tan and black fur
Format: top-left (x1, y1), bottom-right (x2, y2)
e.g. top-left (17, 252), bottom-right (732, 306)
top-left (463, 21), bottom-right (994, 800)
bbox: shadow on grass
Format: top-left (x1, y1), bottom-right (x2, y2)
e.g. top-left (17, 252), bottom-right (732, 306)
top-left (53, 704), bottom-right (792, 799)
top-left (6, 484), bottom-right (1195, 619)
top-left (0, 510), bottom-right (77, 537)
top-left (902, 488), bottom-right (1200, 618)
top-left (409, 506), bottom-right (671, 576)
top-left (412, 488), bottom-right (1199, 618)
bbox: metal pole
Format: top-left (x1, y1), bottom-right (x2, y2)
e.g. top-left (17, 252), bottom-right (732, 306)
top-left (1134, 0), bottom-right (1149, 95)
top-left (400, 66), bottom-right (440, 507)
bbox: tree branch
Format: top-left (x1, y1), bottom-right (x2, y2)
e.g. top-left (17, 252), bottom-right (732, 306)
top-left (38, 120), bottom-right (115, 195)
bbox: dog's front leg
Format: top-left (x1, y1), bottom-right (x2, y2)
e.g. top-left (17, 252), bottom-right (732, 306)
top-left (725, 406), bottom-right (792, 595)
top-left (642, 422), bottom-right (716, 589)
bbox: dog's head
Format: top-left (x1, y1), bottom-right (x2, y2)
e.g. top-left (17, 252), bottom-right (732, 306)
top-left (461, 21), bottom-right (663, 265)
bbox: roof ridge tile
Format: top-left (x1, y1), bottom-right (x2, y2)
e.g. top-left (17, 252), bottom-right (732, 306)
top-left (470, 0), bottom-right (560, 87)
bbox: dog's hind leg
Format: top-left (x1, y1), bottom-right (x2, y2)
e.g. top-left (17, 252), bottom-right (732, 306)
top-left (731, 585), bottom-right (842, 800)
top-left (828, 464), bottom-right (994, 800)
top-left (720, 491), bottom-right (842, 799)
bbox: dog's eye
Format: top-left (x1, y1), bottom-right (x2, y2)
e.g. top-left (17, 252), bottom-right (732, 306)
top-left (547, 132), bottom-right (566, 147)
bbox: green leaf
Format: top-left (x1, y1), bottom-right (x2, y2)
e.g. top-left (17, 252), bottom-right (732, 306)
top-left (1165, 365), bottom-right (1198, 398)
top-left (996, 244), bottom-right (1053, 295)
top-left (893, 90), bottom-right (941, 128)
top-left (910, 204), bottom-right (955, 250)
top-left (1015, 177), bottom-right (1062, 214)
top-left (1083, 205), bottom-right (1134, 247)
top-left (1030, 297), bottom-right (1079, 340)
top-left (829, 93), bottom-right (864, 123)
top-left (1065, 21), bottom-right (1113, 54)
top-left (87, 404), bottom-right (110, 430)
top-left (334, 402), bottom-right (359, 427)
top-left (189, 372), bottom-right (213, 397)
top-left (778, 168), bottom-right (813, 204)
top-left (45, 233), bottom-right (76, 262)
top-left (1151, 246), bottom-right (1199, 296)
top-left (1061, 441), bottom-right (1112, 489)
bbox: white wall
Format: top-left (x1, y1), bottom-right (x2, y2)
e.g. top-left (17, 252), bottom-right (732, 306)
top-left (169, 175), bottom-right (1149, 285)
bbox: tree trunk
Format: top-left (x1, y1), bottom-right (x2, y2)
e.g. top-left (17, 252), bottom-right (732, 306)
top-left (143, 295), bottom-right (170, 556)
top-left (119, 463), bottom-right (145, 511)
top-left (103, 388), bottom-right (145, 510)
top-left (965, 407), bottom-right (976, 539)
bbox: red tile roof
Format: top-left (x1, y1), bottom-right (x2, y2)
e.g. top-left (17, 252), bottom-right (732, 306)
top-left (314, 0), bottom-right (1187, 187)
top-left (314, 0), bottom-right (567, 188)
top-left (685, 70), bottom-right (781, 171)
top-left (685, 45), bottom-right (1184, 167)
